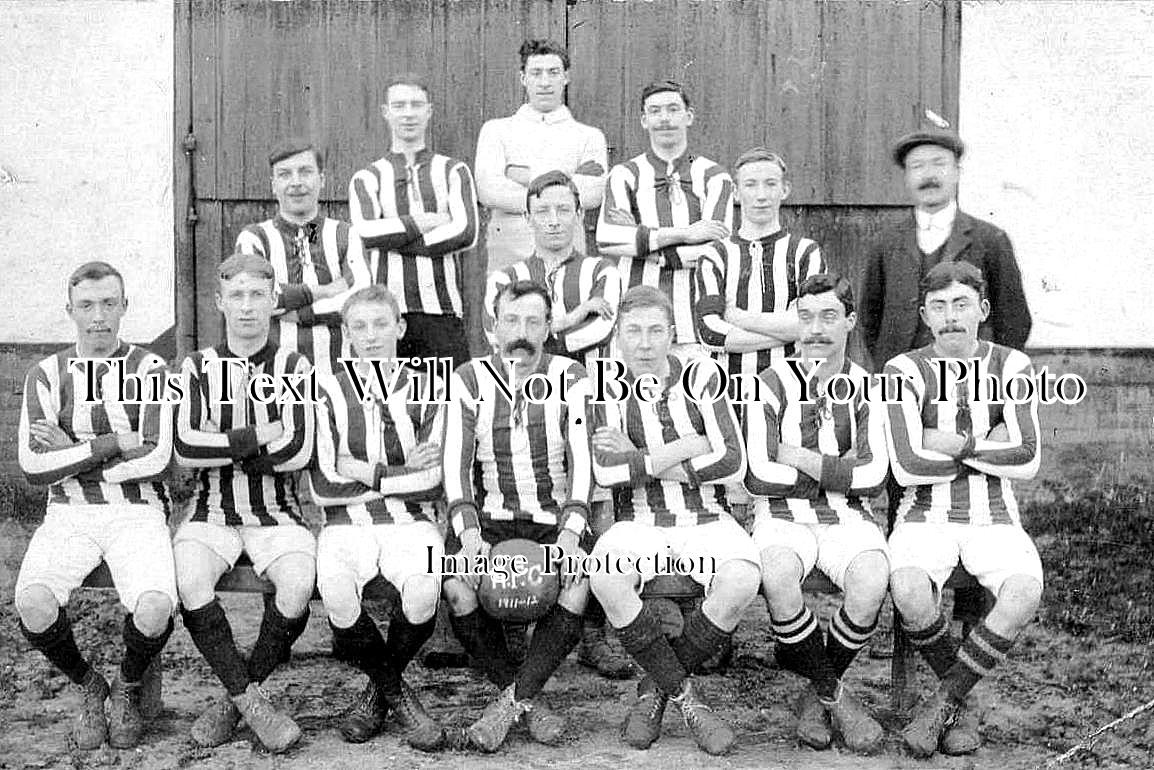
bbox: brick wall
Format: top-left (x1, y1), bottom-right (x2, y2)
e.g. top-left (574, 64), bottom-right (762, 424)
top-left (2, 344), bottom-right (1151, 510)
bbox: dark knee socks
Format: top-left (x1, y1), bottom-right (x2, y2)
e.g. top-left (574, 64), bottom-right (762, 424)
top-left (181, 600), bottom-right (249, 696)
top-left (514, 605), bottom-right (582, 701)
top-left (21, 609), bottom-right (92, 685)
top-left (121, 613), bottom-right (173, 683)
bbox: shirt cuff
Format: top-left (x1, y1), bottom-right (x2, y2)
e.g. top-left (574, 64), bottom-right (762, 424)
top-left (559, 501), bottom-right (589, 537)
top-left (448, 501), bottom-right (481, 536)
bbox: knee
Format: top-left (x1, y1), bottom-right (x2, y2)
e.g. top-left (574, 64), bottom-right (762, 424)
top-left (441, 578), bottom-right (477, 616)
top-left (759, 548), bottom-right (804, 596)
top-left (888, 567), bottom-right (932, 613)
top-left (997, 575), bottom-right (1042, 621)
top-left (843, 552), bottom-right (890, 611)
top-left (400, 576), bottom-right (440, 625)
top-left (588, 554), bottom-right (634, 603)
top-left (719, 559), bottom-right (761, 602)
top-left (132, 591), bottom-right (174, 636)
top-left (173, 545), bottom-right (220, 608)
top-left (15, 585), bottom-right (59, 633)
top-left (318, 579), bottom-right (362, 628)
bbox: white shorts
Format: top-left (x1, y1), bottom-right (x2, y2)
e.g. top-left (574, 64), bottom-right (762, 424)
top-left (316, 521), bottom-right (443, 601)
top-left (751, 515), bottom-right (889, 590)
top-left (173, 520), bottom-right (316, 577)
top-left (888, 522), bottom-right (1044, 597)
top-left (591, 518), bottom-right (760, 594)
top-left (16, 503), bottom-right (177, 611)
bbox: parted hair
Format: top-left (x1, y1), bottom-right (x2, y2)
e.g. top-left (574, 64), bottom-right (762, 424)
top-left (921, 260), bottom-right (987, 302)
top-left (268, 139), bottom-right (325, 173)
top-left (798, 273), bottom-right (855, 314)
top-left (617, 285), bottom-right (675, 328)
top-left (68, 261), bottom-right (124, 299)
top-left (341, 284), bottom-right (401, 323)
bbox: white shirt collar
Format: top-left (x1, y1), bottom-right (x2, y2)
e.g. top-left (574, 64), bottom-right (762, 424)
top-left (515, 103), bottom-right (573, 126)
top-left (915, 200), bottom-right (958, 231)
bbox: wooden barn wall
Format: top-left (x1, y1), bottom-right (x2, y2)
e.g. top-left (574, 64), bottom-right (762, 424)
top-left (180, 0), bottom-right (960, 349)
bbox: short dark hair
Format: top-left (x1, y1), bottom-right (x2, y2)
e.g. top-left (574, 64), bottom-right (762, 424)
top-left (798, 273), bottom-right (855, 315)
top-left (640, 80), bottom-right (691, 110)
top-left (921, 260), bottom-right (986, 302)
top-left (384, 73), bottom-right (432, 103)
top-left (342, 285), bottom-right (401, 323)
top-left (617, 285), bottom-right (674, 328)
top-left (68, 261), bottom-right (124, 300)
top-left (733, 147), bottom-right (788, 178)
top-left (519, 39), bottom-right (569, 71)
top-left (525, 170), bottom-right (580, 212)
top-left (493, 280), bottom-right (552, 325)
top-left (268, 139), bottom-right (325, 173)
top-left (219, 252), bottom-right (276, 285)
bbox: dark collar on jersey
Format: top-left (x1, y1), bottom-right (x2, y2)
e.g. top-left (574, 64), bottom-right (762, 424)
top-left (621, 354), bottom-right (685, 395)
top-left (737, 228), bottom-right (788, 247)
top-left (273, 213), bottom-right (325, 241)
top-left (528, 249), bottom-right (583, 271)
top-left (217, 339), bottom-right (277, 368)
top-left (387, 147), bottom-right (434, 166)
top-left (645, 147), bottom-right (696, 177)
top-left (72, 341), bottom-right (131, 360)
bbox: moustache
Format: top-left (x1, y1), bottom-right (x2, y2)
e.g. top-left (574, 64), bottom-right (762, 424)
top-left (939, 325), bottom-right (965, 334)
top-left (504, 338), bottom-right (538, 356)
top-left (803, 337), bottom-right (833, 345)
top-left (918, 179), bottom-right (942, 190)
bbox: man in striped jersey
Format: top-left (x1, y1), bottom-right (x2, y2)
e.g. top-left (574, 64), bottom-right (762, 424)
top-left (235, 140), bottom-right (371, 373)
top-left (588, 286), bottom-right (759, 756)
top-left (482, 170), bottom-right (630, 679)
top-left (696, 148), bottom-right (824, 380)
top-left (173, 253), bottom-right (316, 753)
top-left (442, 280), bottom-right (594, 752)
top-left (309, 285), bottom-right (446, 749)
top-left (596, 80), bottom-right (733, 355)
top-left (475, 39), bottom-right (607, 272)
top-left (744, 273), bottom-right (889, 755)
top-left (16, 262), bottom-right (175, 750)
top-left (349, 74), bottom-right (479, 368)
top-left (885, 260), bottom-right (1042, 758)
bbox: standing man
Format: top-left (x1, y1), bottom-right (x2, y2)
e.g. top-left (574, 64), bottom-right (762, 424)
top-left (696, 148), bottom-right (824, 379)
top-left (481, 170), bottom-right (630, 679)
top-left (15, 262), bottom-right (175, 750)
top-left (588, 286), bottom-right (759, 757)
top-left (236, 140), bottom-right (371, 374)
top-left (310, 285), bottom-right (447, 750)
top-left (886, 261), bottom-right (1043, 758)
top-left (349, 74), bottom-right (478, 368)
top-left (442, 280), bottom-right (594, 752)
top-left (597, 81), bottom-right (733, 355)
top-left (744, 273), bottom-right (890, 755)
top-left (859, 128), bottom-right (1032, 371)
top-left (173, 253), bottom-right (316, 753)
top-left (475, 39), bottom-right (607, 273)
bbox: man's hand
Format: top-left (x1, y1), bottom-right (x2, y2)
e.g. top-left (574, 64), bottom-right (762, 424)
top-left (30, 421), bottom-right (76, 450)
top-left (680, 220), bottom-right (729, 245)
top-left (986, 423), bottom-right (1010, 442)
top-left (313, 277), bottom-right (350, 300)
top-left (572, 160), bottom-right (605, 177)
top-left (552, 529), bottom-right (584, 590)
top-left (923, 428), bottom-right (966, 458)
top-left (115, 432), bottom-right (143, 453)
top-left (407, 441), bottom-right (441, 470)
top-left (504, 164), bottom-right (532, 187)
top-left (456, 528), bottom-right (491, 590)
top-left (412, 212), bottom-right (451, 233)
top-left (580, 297), bottom-right (615, 321)
top-left (593, 427), bottom-right (637, 455)
top-left (255, 421), bottom-right (284, 446)
top-left (680, 434), bottom-right (712, 457)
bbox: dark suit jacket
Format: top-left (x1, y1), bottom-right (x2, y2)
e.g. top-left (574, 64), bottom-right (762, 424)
top-left (858, 209), bottom-right (1032, 371)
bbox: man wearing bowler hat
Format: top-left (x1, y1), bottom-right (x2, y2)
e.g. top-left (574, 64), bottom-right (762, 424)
top-left (858, 128), bottom-right (1032, 370)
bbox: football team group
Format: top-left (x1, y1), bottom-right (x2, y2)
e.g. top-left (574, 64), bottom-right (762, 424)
top-left (15, 39), bottom-right (1041, 760)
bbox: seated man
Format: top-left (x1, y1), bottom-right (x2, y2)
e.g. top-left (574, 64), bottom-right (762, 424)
top-left (173, 253), bottom-right (316, 753)
top-left (310, 285), bottom-right (446, 750)
top-left (482, 170), bottom-right (629, 678)
top-left (744, 273), bottom-right (889, 754)
top-left (442, 280), bottom-right (594, 752)
top-left (588, 285), bottom-right (760, 757)
top-left (885, 260), bottom-right (1043, 758)
top-left (15, 261), bottom-right (175, 750)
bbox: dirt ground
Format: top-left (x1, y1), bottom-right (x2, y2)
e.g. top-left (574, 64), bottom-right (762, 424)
top-left (1, 518), bottom-right (1152, 770)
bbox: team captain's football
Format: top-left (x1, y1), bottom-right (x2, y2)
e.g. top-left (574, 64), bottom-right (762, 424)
top-left (477, 538), bottom-right (560, 622)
